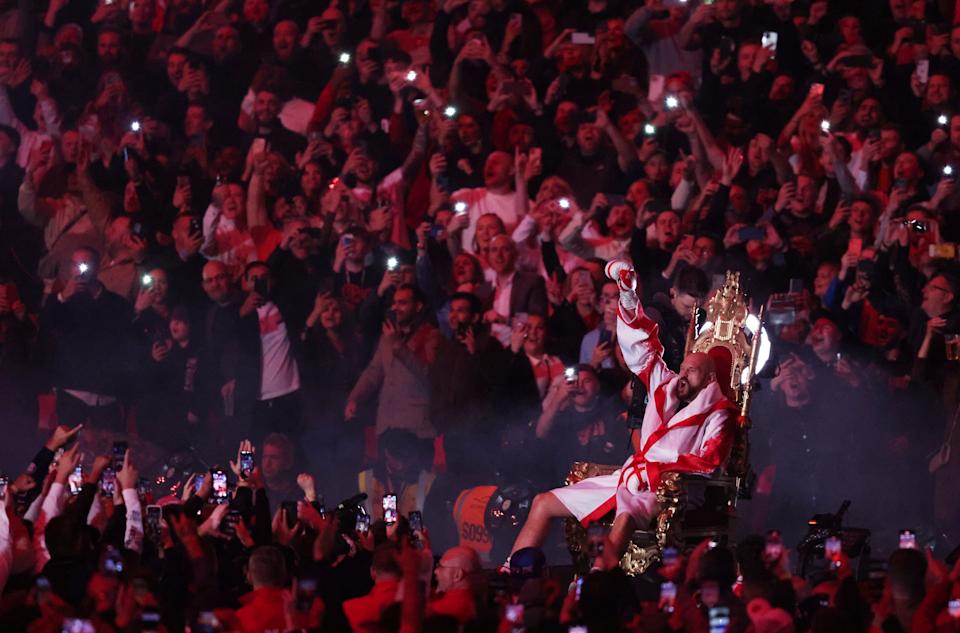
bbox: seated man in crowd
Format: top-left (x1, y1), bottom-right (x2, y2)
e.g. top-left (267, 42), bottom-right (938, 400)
top-left (507, 260), bottom-right (736, 566)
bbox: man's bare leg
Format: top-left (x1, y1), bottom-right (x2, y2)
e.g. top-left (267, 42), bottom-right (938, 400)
top-left (609, 513), bottom-right (638, 557)
top-left (509, 492), bottom-right (573, 554)
top-left (591, 513), bottom-right (638, 570)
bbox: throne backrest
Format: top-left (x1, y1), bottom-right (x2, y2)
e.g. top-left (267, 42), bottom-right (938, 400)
top-left (683, 271), bottom-right (764, 478)
top-left (684, 271), bottom-right (759, 408)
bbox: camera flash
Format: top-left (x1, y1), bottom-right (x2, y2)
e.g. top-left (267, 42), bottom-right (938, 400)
top-left (444, 105), bottom-right (457, 118)
top-left (565, 367), bottom-right (576, 378)
top-left (406, 70), bottom-right (417, 82)
top-left (386, 256), bottom-right (399, 270)
top-left (454, 201), bottom-right (467, 214)
top-left (644, 123), bottom-right (656, 136)
top-left (338, 52), bottom-right (351, 64)
top-left (78, 263), bottom-right (89, 273)
top-left (142, 274), bottom-right (152, 285)
top-left (820, 119), bottom-right (831, 133)
top-left (938, 114), bottom-right (949, 126)
top-left (130, 120), bottom-right (141, 132)
top-left (558, 197), bottom-right (571, 209)
top-left (945, 165), bottom-right (954, 177)
top-left (665, 95), bottom-right (679, 110)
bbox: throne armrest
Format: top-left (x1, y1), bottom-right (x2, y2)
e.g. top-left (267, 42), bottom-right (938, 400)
top-left (565, 462), bottom-right (620, 487)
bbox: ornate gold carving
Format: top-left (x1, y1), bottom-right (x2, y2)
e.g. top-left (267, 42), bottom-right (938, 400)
top-left (655, 473), bottom-right (683, 551)
top-left (703, 271), bottom-right (748, 341)
top-left (690, 271), bottom-right (754, 404)
top-left (620, 541), bottom-right (660, 575)
top-left (565, 461), bottom-right (618, 487)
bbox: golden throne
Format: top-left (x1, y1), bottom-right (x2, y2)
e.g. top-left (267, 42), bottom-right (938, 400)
top-left (565, 271), bottom-right (766, 575)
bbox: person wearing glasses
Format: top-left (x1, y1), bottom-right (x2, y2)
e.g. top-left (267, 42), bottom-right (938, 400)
top-left (429, 546), bottom-right (481, 625)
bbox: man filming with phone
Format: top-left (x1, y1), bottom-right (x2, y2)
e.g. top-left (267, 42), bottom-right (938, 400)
top-left (535, 364), bottom-right (623, 483)
top-left (41, 247), bottom-right (133, 433)
top-left (156, 213), bottom-right (206, 307)
top-left (239, 261), bottom-right (302, 442)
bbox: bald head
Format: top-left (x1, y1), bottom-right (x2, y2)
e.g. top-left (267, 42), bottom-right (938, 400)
top-left (435, 546), bottom-right (480, 592)
top-left (202, 261), bottom-right (232, 304)
top-left (444, 546), bottom-right (480, 571)
top-left (677, 352), bottom-right (717, 401)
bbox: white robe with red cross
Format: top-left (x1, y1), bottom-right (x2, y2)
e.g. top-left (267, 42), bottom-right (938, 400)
top-left (551, 302), bottom-right (737, 527)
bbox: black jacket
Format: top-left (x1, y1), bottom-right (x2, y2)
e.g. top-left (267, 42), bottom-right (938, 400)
top-left (39, 287), bottom-right (134, 395)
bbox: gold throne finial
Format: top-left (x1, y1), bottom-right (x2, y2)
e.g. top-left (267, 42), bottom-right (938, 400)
top-left (704, 271), bottom-right (748, 342)
top-left (683, 271), bottom-right (756, 403)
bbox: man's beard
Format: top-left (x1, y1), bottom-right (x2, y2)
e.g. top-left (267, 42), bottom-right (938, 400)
top-left (676, 378), bottom-right (698, 404)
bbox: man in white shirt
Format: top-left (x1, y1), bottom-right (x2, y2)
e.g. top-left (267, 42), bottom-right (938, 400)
top-left (451, 151), bottom-right (525, 253)
top-left (239, 262), bottom-right (302, 441)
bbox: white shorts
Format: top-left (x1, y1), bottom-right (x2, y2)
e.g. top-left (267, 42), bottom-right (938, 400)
top-left (551, 469), bottom-right (660, 527)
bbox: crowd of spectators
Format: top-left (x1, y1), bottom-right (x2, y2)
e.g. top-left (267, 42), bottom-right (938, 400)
top-left (2, 0), bottom-right (960, 630)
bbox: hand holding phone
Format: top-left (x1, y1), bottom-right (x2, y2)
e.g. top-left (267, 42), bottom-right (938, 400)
top-left (382, 494), bottom-right (398, 525)
top-left (738, 226), bottom-right (765, 242)
top-left (146, 505), bottom-right (162, 540)
top-left (762, 31), bottom-right (778, 55)
top-left (112, 441), bottom-right (128, 472)
top-left (586, 522), bottom-right (608, 558)
top-left (239, 450), bottom-right (254, 479)
top-left (709, 606), bottom-right (731, 633)
top-left (99, 469), bottom-right (116, 497)
top-left (408, 510), bottom-right (423, 532)
top-left (252, 276), bottom-right (268, 297)
top-left (505, 603), bottom-right (524, 623)
top-left (68, 465), bottom-right (83, 495)
top-left (356, 513), bottom-right (371, 534)
top-left (899, 529), bottom-right (917, 549)
top-left (296, 578), bottom-right (319, 613)
top-left (211, 469), bottom-right (228, 504)
top-left (660, 581), bottom-right (677, 613)
top-left (282, 501), bottom-right (298, 529)
top-left (570, 32), bottom-right (595, 45)
top-left (765, 529), bottom-right (784, 563)
top-left (221, 509), bottom-right (241, 536)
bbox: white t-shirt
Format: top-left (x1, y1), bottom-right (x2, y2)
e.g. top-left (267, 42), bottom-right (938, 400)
top-left (453, 188), bottom-right (523, 253)
top-left (257, 302), bottom-right (300, 400)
